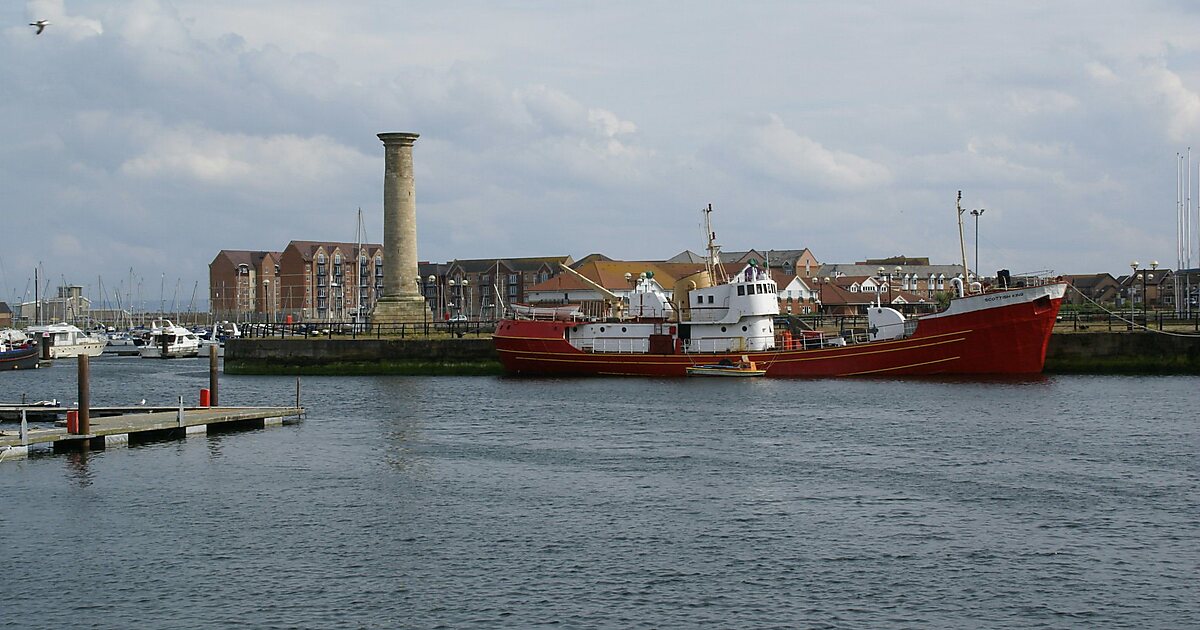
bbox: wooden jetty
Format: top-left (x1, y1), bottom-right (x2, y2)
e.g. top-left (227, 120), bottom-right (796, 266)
top-left (0, 347), bottom-right (305, 461)
top-left (0, 405), bottom-right (304, 460)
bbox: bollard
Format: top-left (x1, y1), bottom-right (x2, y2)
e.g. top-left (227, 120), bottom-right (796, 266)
top-left (209, 344), bottom-right (219, 406)
top-left (295, 377), bottom-right (301, 409)
top-left (66, 409), bottom-right (78, 434)
top-left (177, 396), bottom-right (184, 427)
top-left (78, 353), bottom-right (90, 434)
top-left (21, 410), bottom-right (29, 446)
top-left (199, 388), bottom-right (211, 407)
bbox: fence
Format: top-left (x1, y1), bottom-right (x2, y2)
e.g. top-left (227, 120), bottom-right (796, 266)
top-left (238, 319), bottom-right (496, 340)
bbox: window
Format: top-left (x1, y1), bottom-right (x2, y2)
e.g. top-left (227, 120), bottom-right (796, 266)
top-left (737, 286), bottom-right (745, 296)
top-left (707, 295), bottom-right (714, 304)
top-left (508, 273), bottom-right (519, 285)
top-left (697, 295), bottom-right (704, 304)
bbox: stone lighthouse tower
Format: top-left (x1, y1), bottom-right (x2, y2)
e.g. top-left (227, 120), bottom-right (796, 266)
top-left (370, 132), bottom-right (433, 322)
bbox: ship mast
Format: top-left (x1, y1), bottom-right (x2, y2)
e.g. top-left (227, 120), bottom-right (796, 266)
top-left (703, 204), bottom-right (728, 284)
top-left (956, 191), bottom-right (969, 283)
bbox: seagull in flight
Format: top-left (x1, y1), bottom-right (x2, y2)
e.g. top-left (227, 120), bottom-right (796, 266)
top-left (30, 20), bottom-right (49, 35)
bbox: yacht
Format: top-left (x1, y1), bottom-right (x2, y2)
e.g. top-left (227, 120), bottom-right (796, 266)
top-left (197, 321), bottom-right (240, 358)
top-left (102, 329), bottom-right (141, 356)
top-left (139, 319), bottom-right (201, 359)
top-left (25, 323), bottom-right (105, 359)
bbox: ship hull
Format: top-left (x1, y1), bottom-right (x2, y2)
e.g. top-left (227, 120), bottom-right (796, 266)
top-left (494, 284), bottom-right (1065, 377)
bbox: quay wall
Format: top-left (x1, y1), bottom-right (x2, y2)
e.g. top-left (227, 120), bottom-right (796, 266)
top-left (225, 333), bottom-right (1200, 375)
top-left (225, 338), bottom-right (499, 375)
top-left (1044, 332), bottom-right (1200, 374)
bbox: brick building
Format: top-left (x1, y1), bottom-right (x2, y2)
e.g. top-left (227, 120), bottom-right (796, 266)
top-left (277, 241), bottom-right (384, 321)
top-left (209, 250), bottom-right (281, 321)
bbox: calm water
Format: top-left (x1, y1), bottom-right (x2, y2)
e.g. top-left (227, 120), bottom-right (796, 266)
top-left (1, 357), bottom-right (1196, 629)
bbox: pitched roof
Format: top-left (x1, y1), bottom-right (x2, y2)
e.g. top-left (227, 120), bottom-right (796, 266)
top-left (286, 240), bottom-right (383, 261)
top-left (1061, 273), bottom-right (1116, 289)
top-left (526, 260), bottom-right (727, 292)
top-left (450, 256), bottom-right (573, 273)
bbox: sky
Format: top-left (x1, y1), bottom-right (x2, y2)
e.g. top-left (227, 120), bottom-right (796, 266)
top-left (3, 0), bottom-right (1200, 309)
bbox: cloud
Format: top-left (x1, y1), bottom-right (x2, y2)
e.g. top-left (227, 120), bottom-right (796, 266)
top-left (117, 122), bottom-right (373, 194)
top-left (728, 114), bottom-right (891, 192)
top-left (26, 0), bottom-right (103, 40)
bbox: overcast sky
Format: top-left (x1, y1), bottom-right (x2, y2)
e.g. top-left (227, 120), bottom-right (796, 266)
top-left (3, 0), bottom-right (1199, 308)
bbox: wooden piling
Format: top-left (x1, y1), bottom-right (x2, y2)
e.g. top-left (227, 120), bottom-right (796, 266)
top-left (78, 353), bottom-right (90, 434)
top-left (209, 344), bottom-right (219, 406)
top-left (295, 377), bottom-right (301, 408)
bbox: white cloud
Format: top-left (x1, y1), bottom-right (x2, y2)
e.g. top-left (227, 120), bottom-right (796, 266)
top-left (732, 114), bottom-right (891, 191)
top-left (116, 121), bottom-right (373, 194)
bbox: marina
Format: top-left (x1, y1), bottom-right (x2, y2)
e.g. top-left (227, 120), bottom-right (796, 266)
top-left (1, 361), bottom-right (1195, 628)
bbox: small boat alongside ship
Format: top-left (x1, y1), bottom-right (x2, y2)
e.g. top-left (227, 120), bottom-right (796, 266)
top-left (686, 356), bottom-right (765, 377)
top-left (139, 319), bottom-right (201, 359)
top-left (494, 204), bottom-right (1066, 378)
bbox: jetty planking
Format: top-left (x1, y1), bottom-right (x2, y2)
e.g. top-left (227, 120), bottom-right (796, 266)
top-left (0, 405), bottom-right (304, 460)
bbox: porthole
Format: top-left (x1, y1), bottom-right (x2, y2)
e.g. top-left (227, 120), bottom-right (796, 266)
top-left (600, 326), bottom-right (606, 332)
top-left (720, 326), bottom-right (727, 332)
top-left (621, 327), bottom-right (627, 332)
top-left (572, 327), bottom-right (578, 332)
top-left (742, 326), bottom-right (748, 331)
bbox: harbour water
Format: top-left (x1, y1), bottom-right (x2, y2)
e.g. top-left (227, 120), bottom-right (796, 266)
top-left (2, 358), bottom-right (1197, 628)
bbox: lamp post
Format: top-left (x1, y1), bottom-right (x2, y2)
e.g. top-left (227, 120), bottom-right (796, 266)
top-left (462, 278), bottom-right (471, 319)
top-left (970, 208), bottom-right (985, 277)
top-left (263, 279), bottom-right (270, 324)
top-left (820, 276), bottom-right (830, 317)
top-left (427, 275), bottom-right (439, 321)
top-left (1129, 261), bottom-right (1138, 327)
top-left (416, 276), bottom-right (427, 330)
top-left (1144, 260), bottom-right (1158, 324)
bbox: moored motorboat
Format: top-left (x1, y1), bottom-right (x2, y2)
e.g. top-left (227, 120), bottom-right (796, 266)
top-left (102, 330), bottom-right (141, 356)
top-left (24, 323), bottom-right (105, 359)
top-left (0, 338), bottom-right (39, 370)
top-left (139, 319), bottom-right (201, 359)
top-left (494, 205), bottom-right (1065, 378)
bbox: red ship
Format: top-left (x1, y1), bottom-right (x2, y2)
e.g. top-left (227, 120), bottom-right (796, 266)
top-left (494, 204), bottom-right (1065, 377)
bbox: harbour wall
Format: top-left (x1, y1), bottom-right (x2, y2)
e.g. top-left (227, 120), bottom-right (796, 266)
top-left (225, 333), bottom-right (1200, 375)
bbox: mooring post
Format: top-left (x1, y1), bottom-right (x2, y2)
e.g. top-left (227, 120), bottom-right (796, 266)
top-left (78, 353), bottom-right (91, 434)
top-left (177, 395), bottom-right (184, 427)
top-left (209, 344), bottom-right (219, 406)
top-left (295, 377), bottom-right (301, 409)
top-left (20, 409), bottom-right (29, 446)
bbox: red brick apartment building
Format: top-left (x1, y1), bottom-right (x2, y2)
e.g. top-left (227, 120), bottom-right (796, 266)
top-left (209, 250), bottom-right (281, 320)
top-left (277, 241), bottom-right (384, 321)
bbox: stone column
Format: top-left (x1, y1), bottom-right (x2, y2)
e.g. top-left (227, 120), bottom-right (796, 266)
top-left (371, 132), bottom-right (432, 322)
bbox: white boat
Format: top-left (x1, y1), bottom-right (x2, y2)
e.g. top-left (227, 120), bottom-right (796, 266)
top-left (101, 330), bottom-right (141, 356)
top-left (197, 321), bottom-right (240, 358)
top-left (25, 323), bottom-right (105, 358)
top-left (139, 319), bottom-right (201, 358)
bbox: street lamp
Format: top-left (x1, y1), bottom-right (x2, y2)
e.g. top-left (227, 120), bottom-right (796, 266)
top-left (462, 278), bottom-right (471, 319)
top-left (1144, 260), bottom-right (1159, 323)
top-left (970, 208), bottom-right (986, 278)
top-left (819, 276), bottom-right (830, 316)
top-left (263, 279), bottom-right (270, 324)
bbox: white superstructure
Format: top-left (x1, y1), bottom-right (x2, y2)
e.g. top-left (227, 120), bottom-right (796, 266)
top-left (25, 323), bottom-right (105, 358)
top-left (139, 319), bottom-right (200, 359)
